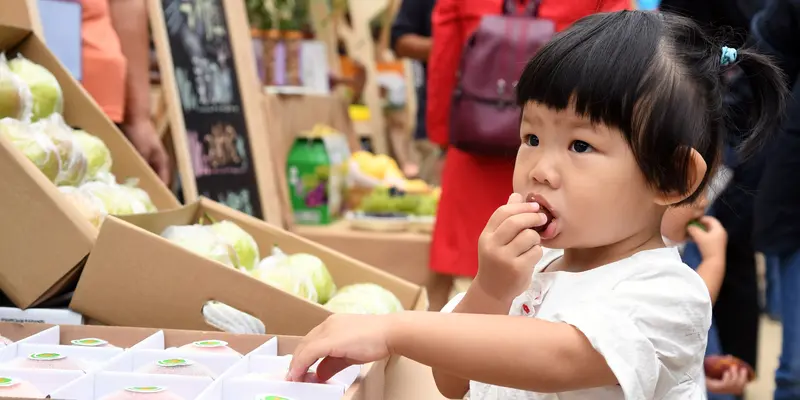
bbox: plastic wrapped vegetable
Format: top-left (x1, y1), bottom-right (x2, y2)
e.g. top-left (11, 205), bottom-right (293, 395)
top-left (0, 117), bottom-right (60, 181)
top-left (72, 129), bottom-right (112, 179)
top-left (323, 283), bottom-right (403, 315)
top-left (209, 220), bottom-right (260, 271)
top-left (32, 114), bottom-right (88, 185)
top-left (0, 54), bottom-right (32, 120)
top-left (79, 181), bottom-right (150, 216)
top-left (58, 186), bottom-right (107, 227)
top-left (161, 224), bottom-right (239, 268)
top-left (276, 253), bottom-right (336, 303)
top-left (252, 265), bottom-right (318, 302)
top-left (7, 55), bottom-right (63, 121)
top-left (256, 245), bottom-right (288, 271)
top-left (118, 181), bottom-right (157, 213)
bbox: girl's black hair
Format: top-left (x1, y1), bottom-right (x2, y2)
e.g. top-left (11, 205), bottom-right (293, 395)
top-left (516, 10), bottom-right (787, 204)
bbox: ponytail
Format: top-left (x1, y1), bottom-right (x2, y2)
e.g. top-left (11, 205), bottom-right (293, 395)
top-left (724, 47), bottom-right (788, 160)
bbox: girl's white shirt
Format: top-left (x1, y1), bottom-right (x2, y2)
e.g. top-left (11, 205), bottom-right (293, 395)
top-left (462, 247), bottom-right (712, 400)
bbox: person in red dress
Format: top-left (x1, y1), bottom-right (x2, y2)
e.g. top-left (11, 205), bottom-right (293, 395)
top-left (427, 0), bottom-right (631, 298)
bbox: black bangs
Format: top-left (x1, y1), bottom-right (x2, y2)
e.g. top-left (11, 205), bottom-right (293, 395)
top-left (515, 11), bottom-right (724, 202)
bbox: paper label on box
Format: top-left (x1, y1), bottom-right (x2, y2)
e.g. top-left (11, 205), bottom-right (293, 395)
top-left (0, 377), bottom-right (20, 387)
top-left (126, 386), bottom-right (166, 393)
top-left (192, 340), bottom-right (228, 348)
top-left (71, 338), bottom-right (108, 347)
top-left (157, 358), bottom-right (195, 367)
top-left (28, 352), bottom-right (66, 361)
top-left (256, 396), bottom-right (294, 400)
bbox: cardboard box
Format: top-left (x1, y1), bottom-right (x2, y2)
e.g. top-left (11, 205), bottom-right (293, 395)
top-left (0, 307), bottom-right (84, 325)
top-left (0, 5), bottom-right (179, 309)
top-left (0, 322), bottom-right (385, 400)
top-left (71, 198), bottom-right (428, 335)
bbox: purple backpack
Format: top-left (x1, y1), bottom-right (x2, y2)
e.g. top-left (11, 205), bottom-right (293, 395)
top-left (449, 0), bottom-right (555, 156)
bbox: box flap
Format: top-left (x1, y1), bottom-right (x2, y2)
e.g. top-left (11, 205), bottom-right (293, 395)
top-left (0, 0), bottom-right (38, 32)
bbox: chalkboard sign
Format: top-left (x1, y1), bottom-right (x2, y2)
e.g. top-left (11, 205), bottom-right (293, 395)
top-left (149, 0), bottom-right (284, 224)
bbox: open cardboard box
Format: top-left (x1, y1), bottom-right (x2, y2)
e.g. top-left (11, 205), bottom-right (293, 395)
top-left (0, 4), bottom-right (179, 310)
top-left (71, 198), bottom-right (428, 335)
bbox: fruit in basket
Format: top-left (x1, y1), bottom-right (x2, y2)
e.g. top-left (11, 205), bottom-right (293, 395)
top-left (415, 194), bottom-right (439, 217)
top-left (0, 117), bottom-right (60, 181)
top-left (0, 55), bottom-right (32, 121)
top-left (100, 387), bottom-right (186, 400)
top-left (72, 129), bottom-right (112, 178)
top-left (161, 224), bottom-right (239, 268)
top-left (324, 283), bottom-right (404, 315)
top-left (59, 186), bottom-right (107, 227)
top-left (276, 253), bottom-right (336, 303)
top-left (9, 352), bottom-right (86, 371)
top-left (253, 265), bottom-right (318, 302)
top-left (137, 358), bottom-right (217, 378)
top-left (210, 220), bottom-right (260, 271)
top-left (8, 55), bottom-right (63, 121)
top-left (0, 377), bottom-right (44, 398)
top-left (33, 114), bottom-right (88, 186)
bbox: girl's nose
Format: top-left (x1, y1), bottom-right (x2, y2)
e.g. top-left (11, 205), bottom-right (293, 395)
top-left (529, 160), bottom-right (560, 188)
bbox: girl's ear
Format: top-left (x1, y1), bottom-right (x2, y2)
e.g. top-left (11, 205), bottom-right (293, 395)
top-left (654, 148), bottom-right (707, 206)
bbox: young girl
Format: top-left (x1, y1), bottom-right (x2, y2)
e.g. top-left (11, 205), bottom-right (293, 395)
top-left (287, 10), bottom-right (786, 399)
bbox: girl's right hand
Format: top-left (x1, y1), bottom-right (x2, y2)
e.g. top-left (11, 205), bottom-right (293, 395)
top-left (475, 193), bottom-right (547, 303)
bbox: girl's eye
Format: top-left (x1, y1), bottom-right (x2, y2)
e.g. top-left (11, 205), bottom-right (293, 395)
top-left (570, 140), bottom-right (593, 153)
top-left (525, 134), bottom-right (539, 147)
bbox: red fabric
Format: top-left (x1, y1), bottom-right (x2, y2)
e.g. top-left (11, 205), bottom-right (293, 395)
top-left (428, 0), bottom-right (631, 277)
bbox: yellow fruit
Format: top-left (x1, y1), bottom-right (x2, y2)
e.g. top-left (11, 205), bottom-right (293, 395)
top-left (404, 179), bottom-right (430, 194)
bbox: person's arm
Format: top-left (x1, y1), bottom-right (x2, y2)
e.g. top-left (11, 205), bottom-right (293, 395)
top-left (687, 216), bottom-right (728, 304)
top-left (426, 0), bottom-right (462, 148)
top-left (391, 0), bottom-right (433, 61)
top-left (108, 0), bottom-right (151, 129)
top-left (695, 257), bottom-right (725, 304)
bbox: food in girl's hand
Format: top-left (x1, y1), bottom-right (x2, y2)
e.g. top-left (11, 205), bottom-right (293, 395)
top-left (179, 340), bottom-right (242, 356)
top-left (210, 220), bottom-right (260, 271)
top-left (161, 225), bottom-right (239, 268)
top-left (324, 283), bottom-right (404, 315)
top-left (71, 338), bottom-right (115, 348)
top-left (7, 55), bottom-right (63, 121)
top-left (704, 355), bottom-right (755, 381)
top-left (0, 377), bottom-right (44, 398)
top-left (100, 386), bottom-right (186, 400)
top-left (0, 55), bottom-right (32, 121)
top-left (137, 358), bottom-right (216, 378)
top-left (0, 117), bottom-right (60, 181)
top-left (32, 114), bottom-right (88, 186)
top-left (72, 129), bottom-right (112, 178)
top-left (8, 352), bottom-right (85, 371)
top-left (688, 220), bottom-right (707, 231)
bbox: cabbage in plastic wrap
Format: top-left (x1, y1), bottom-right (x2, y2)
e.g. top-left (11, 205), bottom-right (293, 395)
top-left (0, 54), bottom-right (32, 120)
top-left (252, 265), bottom-right (319, 303)
top-left (161, 224), bottom-right (239, 268)
top-left (7, 55), bottom-right (63, 121)
top-left (324, 283), bottom-right (404, 315)
top-left (118, 181), bottom-right (157, 213)
top-left (32, 114), bottom-right (88, 186)
top-left (79, 180), bottom-right (153, 216)
top-left (210, 220), bottom-right (260, 271)
top-left (72, 129), bottom-right (112, 179)
top-left (58, 186), bottom-right (107, 227)
top-left (0, 117), bottom-right (60, 181)
top-left (277, 253), bottom-right (336, 303)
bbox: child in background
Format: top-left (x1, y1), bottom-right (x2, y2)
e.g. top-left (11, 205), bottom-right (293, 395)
top-left (287, 11), bottom-right (786, 399)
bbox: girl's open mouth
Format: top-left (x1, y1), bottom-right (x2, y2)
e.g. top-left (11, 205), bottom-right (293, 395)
top-left (527, 193), bottom-right (558, 240)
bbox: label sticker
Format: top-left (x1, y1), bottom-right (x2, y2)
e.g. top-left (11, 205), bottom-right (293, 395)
top-left (157, 358), bottom-right (195, 367)
top-left (192, 340), bottom-right (228, 348)
top-left (71, 338), bottom-right (108, 347)
top-left (0, 377), bottom-right (19, 387)
top-left (28, 352), bottom-right (66, 361)
top-left (125, 386), bottom-right (166, 393)
top-left (255, 396), bottom-right (293, 400)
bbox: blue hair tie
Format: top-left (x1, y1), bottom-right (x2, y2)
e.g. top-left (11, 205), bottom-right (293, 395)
top-left (720, 46), bottom-right (738, 66)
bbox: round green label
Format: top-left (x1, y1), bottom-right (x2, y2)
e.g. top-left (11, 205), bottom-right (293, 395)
top-left (71, 338), bottom-right (108, 347)
top-left (28, 352), bottom-right (65, 361)
top-left (192, 340), bottom-right (228, 348)
top-left (125, 386), bottom-right (166, 393)
top-left (255, 396), bottom-right (293, 400)
top-left (157, 358), bottom-right (194, 367)
top-left (0, 377), bottom-right (19, 387)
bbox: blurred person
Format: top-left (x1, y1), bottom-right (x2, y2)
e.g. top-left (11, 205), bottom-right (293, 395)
top-left (748, 0), bottom-right (800, 398)
top-left (426, 0), bottom-right (629, 306)
top-left (81, 0), bottom-right (170, 182)
top-left (391, 0), bottom-right (440, 184)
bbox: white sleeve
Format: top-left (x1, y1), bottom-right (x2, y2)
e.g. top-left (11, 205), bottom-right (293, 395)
top-left (551, 268), bottom-right (712, 399)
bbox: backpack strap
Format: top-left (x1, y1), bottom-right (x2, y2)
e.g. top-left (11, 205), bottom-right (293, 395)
top-left (503, 0), bottom-right (543, 17)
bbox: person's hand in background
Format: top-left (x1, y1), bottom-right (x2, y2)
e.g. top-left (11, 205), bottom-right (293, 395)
top-left (688, 216), bottom-right (728, 303)
top-left (706, 365), bottom-right (749, 395)
top-left (123, 119), bottom-right (170, 184)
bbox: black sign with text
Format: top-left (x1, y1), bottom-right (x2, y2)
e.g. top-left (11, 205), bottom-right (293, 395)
top-left (162, 0), bottom-right (262, 218)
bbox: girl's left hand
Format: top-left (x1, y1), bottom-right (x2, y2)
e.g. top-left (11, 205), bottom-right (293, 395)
top-left (287, 313), bottom-right (397, 382)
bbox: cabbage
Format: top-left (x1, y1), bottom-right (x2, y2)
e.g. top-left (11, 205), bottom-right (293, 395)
top-left (210, 220), bottom-right (260, 271)
top-left (72, 130), bottom-right (112, 179)
top-left (252, 265), bottom-right (318, 302)
top-left (58, 186), bottom-right (107, 227)
top-left (0, 117), bottom-right (60, 181)
top-left (118, 184), bottom-right (157, 213)
top-left (32, 114), bottom-right (87, 186)
top-left (0, 54), bottom-right (32, 120)
top-left (161, 224), bottom-right (238, 268)
top-left (276, 253), bottom-right (336, 303)
top-left (7, 55), bottom-right (63, 121)
top-left (324, 283), bottom-right (403, 315)
top-left (79, 181), bottom-right (150, 216)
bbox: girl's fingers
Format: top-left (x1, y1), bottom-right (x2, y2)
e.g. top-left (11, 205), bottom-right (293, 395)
top-left (493, 213), bottom-right (548, 245)
top-left (288, 339), bottom-right (329, 381)
top-left (505, 228), bottom-right (540, 256)
top-left (485, 202), bottom-right (540, 231)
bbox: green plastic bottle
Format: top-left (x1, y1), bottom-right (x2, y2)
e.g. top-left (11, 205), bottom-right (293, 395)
top-left (287, 137), bottom-right (332, 224)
